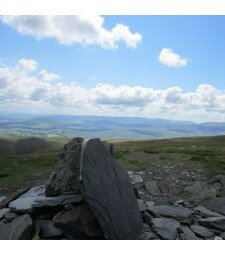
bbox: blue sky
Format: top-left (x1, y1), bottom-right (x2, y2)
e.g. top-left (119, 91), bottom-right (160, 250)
top-left (0, 16), bottom-right (225, 122)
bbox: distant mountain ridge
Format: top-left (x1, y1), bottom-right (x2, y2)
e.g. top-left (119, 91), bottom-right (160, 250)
top-left (0, 113), bottom-right (225, 140)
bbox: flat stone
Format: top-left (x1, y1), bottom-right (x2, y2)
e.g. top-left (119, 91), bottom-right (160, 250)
top-left (199, 197), bottom-right (225, 215)
top-left (180, 225), bottom-right (198, 240)
top-left (184, 181), bottom-right (218, 203)
top-left (53, 203), bottom-right (102, 239)
top-left (81, 138), bottom-right (143, 240)
top-left (152, 218), bottom-right (180, 240)
top-left (45, 137), bottom-right (84, 196)
top-left (0, 214), bottom-right (33, 240)
top-left (144, 181), bottom-right (161, 195)
top-left (190, 224), bottom-right (215, 238)
top-left (34, 219), bottom-right (63, 239)
top-left (0, 208), bottom-right (10, 220)
top-left (9, 185), bottom-right (83, 213)
top-left (194, 206), bottom-right (223, 218)
top-left (198, 216), bottom-right (225, 232)
top-left (0, 188), bottom-right (29, 209)
top-left (148, 205), bottom-right (194, 224)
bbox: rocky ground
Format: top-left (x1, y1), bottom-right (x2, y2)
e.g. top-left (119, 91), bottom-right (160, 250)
top-left (1, 137), bottom-right (225, 240)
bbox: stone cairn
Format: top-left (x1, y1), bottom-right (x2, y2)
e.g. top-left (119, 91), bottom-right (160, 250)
top-left (0, 137), bottom-right (225, 240)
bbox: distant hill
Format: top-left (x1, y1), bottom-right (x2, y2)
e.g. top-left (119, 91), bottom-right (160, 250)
top-left (0, 137), bottom-right (53, 155)
top-left (1, 113), bottom-right (225, 140)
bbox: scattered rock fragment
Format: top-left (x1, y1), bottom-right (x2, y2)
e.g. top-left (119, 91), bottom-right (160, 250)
top-left (144, 180), bottom-right (161, 195)
top-left (152, 218), bottom-right (180, 240)
top-left (180, 225), bottom-right (198, 240)
top-left (0, 208), bottom-right (10, 220)
top-left (190, 224), bottom-right (215, 238)
top-left (148, 205), bottom-right (194, 224)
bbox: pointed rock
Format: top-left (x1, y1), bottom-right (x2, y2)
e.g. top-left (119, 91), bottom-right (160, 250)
top-left (81, 138), bottom-right (143, 240)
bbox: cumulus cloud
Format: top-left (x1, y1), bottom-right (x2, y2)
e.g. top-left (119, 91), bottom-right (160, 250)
top-left (159, 48), bottom-right (188, 68)
top-left (0, 16), bottom-right (142, 50)
top-left (0, 58), bottom-right (225, 122)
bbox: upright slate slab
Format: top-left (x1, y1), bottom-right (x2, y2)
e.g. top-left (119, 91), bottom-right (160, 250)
top-left (81, 138), bottom-right (143, 240)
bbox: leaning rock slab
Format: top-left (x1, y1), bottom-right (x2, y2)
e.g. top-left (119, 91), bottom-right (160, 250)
top-left (152, 218), bottom-right (180, 240)
top-left (45, 137), bottom-right (84, 196)
top-left (0, 214), bottom-right (33, 240)
top-left (148, 205), bottom-right (194, 224)
top-left (9, 185), bottom-right (83, 213)
top-left (81, 138), bottom-right (143, 240)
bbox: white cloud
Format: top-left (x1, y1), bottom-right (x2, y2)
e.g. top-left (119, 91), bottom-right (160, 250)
top-left (159, 48), bottom-right (188, 68)
top-left (0, 16), bottom-right (142, 50)
top-left (0, 58), bottom-right (225, 122)
top-left (38, 70), bottom-right (60, 82)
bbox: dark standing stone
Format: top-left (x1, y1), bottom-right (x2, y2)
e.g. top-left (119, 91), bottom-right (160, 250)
top-left (45, 137), bottom-right (84, 196)
top-left (81, 138), bottom-right (143, 240)
top-left (0, 214), bottom-right (33, 240)
top-left (53, 203), bottom-right (103, 239)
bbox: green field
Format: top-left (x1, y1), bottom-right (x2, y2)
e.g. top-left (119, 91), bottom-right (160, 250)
top-left (1, 135), bottom-right (225, 195)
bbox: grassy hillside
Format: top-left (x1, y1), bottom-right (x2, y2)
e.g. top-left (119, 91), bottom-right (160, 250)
top-left (1, 135), bottom-right (225, 194)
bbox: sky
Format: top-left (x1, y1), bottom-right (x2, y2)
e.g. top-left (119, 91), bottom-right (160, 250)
top-left (0, 15), bottom-right (225, 122)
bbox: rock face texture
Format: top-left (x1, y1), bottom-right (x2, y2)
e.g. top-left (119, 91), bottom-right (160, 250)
top-left (81, 138), bottom-right (143, 240)
top-left (45, 137), bottom-right (84, 196)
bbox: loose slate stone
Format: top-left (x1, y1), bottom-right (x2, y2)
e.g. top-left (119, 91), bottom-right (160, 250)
top-left (53, 203), bottom-right (103, 239)
top-left (198, 216), bottom-right (225, 232)
top-left (81, 138), bottom-right (143, 240)
top-left (3, 210), bottom-right (18, 223)
top-left (45, 137), bottom-right (84, 196)
top-left (152, 218), bottom-right (180, 240)
top-left (0, 208), bottom-right (10, 220)
top-left (144, 181), bottom-right (161, 195)
top-left (34, 219), bottom-right (63, 239)
top-left (199, 197), bottom-right (225, 215)
top-left (194, 206), bottom-right (223, 218)
top-left (9, 185), bottom-right (83, 213)
top-left (180, 225), bottom-right (198, 240)
top-left (0, 188), bottom-right (29, 209)
top-left (137, 199), bottom-right (147, 212)
top-left (0, 214), bottom-right (33, 240)
top-left (190, 224), bottom-right (215, 238)
top-left (148, 205), bottom-right (194, 224)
